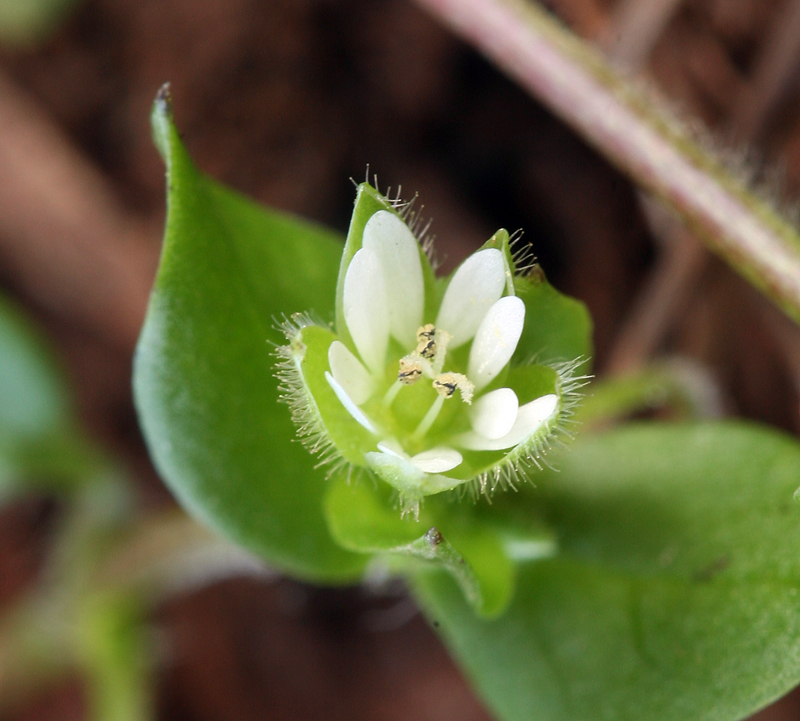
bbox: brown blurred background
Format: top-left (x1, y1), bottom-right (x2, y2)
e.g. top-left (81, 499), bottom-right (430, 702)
top-left (3, 0), bottom-right (800, 718)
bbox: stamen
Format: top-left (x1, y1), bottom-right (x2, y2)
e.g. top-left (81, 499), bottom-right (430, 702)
top-left (433, 372), bottom-right (474, 404)
top-left (398, 356), bottom-right (424, 384)
top-left (415, 324), bottom-right (437, 359)
top-left (431, 328), bottom-right (451, 375)
top-left (411, 394), bottom-right (445, 441)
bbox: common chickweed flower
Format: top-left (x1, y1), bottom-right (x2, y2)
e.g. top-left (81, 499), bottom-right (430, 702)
top-left (277, 183), bottom-right (586, 518)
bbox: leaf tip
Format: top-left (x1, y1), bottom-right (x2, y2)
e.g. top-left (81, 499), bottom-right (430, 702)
top-left (151, 82), bottom-right (175, 163)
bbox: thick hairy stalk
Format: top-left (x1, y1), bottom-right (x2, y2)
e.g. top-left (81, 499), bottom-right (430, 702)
top-left (414, 0), bottom-right (800, 325)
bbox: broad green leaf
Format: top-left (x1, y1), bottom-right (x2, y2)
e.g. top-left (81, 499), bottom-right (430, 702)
top-left (134, 88), bottom-right (365, 582)
top-left (414, 423), bottom-right (800, 721)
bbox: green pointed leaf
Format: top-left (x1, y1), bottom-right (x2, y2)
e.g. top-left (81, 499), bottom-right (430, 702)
top-left (414, 423), bottom-right (800, 721)
top-left (134, 88), bottom-right (365, 582)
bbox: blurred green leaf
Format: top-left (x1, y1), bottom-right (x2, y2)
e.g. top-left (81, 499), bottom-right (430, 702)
top-left (135, 88), bottom-right (365, 582)
top-left (77, 592), bottom-right (151, 721)
top-left (0, 296), bottom-right (69, 437)
top-left (0, 0), bottom-right (80, 47)
top-left (0, 296), bottom-right (97, 499)
top-left (414, 423), bottom-right (800, 721)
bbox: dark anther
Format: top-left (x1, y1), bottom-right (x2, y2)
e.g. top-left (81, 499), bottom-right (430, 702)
top-left (425, 527), bottom-right (443, 546)
top-left (433, 378), bottom-right (457, 397)
top-left (398, 357), bottom-right (423, 384)
top-left (416, 324), bottom-right (437, 359)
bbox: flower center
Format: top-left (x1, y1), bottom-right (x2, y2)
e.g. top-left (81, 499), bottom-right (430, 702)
top-left (383, 324), bottom-right (476, 442)
top-left (397, 324), bottom-right (474, 403)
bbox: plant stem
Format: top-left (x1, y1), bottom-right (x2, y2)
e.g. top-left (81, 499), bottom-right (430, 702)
top-left (413, 0), bottom-right (800, 325)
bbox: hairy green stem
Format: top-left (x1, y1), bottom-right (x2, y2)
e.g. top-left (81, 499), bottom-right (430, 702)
top-left (413, 0), bottom-right (800, 324)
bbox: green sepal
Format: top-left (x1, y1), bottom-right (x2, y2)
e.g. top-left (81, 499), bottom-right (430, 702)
top-left (324, 477), bottom-right (516, 616)
top-left (479, 228), bottom-right (516, 295)
top-left (363, 449), bottom-right (467, 499)
top-left (284, 323), bottom-right (377, 466)
top-left (513, 272), bottom-right (593, 369)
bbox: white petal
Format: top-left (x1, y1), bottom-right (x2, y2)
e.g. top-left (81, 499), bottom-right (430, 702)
top-left (467, 296), bottom-right (525, 392)
top-left (362, 210), bottom-right (424, 348)
top-left (410, 447), bottom-right (463, 473)
top-left (436, 249), bottom-right (506, 349)
top-left (469, 388), bottom-right (519, 440)
top-left (457, 393), bottom-right (558, 451)
top-left (328, 341), bottom-right (374, 405)
top-left (343, 247), bottom-right (389, 374)
top-left (325, 371), bottom-right (376, 433)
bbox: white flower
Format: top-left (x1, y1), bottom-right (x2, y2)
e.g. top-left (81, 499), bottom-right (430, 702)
top-left (277, 186), bottom-right (583, 518)
top-left (329, 210), bottom-right (558, 511)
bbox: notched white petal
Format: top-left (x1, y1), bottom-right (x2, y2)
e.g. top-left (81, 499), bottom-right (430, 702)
top-left (325, 370), bottom-right (377, 433)
top-left (362, 210), bottom-right (424, 348)
top-left (328, 341), bottom-right (374, 405)
top-left (436, 248), bottom-right (506, 349)
top-left (343, 247), bottom-right (389, 375)
top-left (457, 393), bottom-right (558, 451)
top-left (467, 296), bottom-right (525, 392)
top-left (410, 447), bottom-right (463, 473)
top-left (469, 388), bottom-right (519, 440)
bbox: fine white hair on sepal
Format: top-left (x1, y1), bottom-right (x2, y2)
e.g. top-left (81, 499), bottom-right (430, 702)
top-left (273, 313), bottom-right (350, 478)
top-left (509, 229), bottom-right (539, 277)
top-left (355, 170), bottom-right (438, 267)
top-left (460, 356), bottom-right (592, 502)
